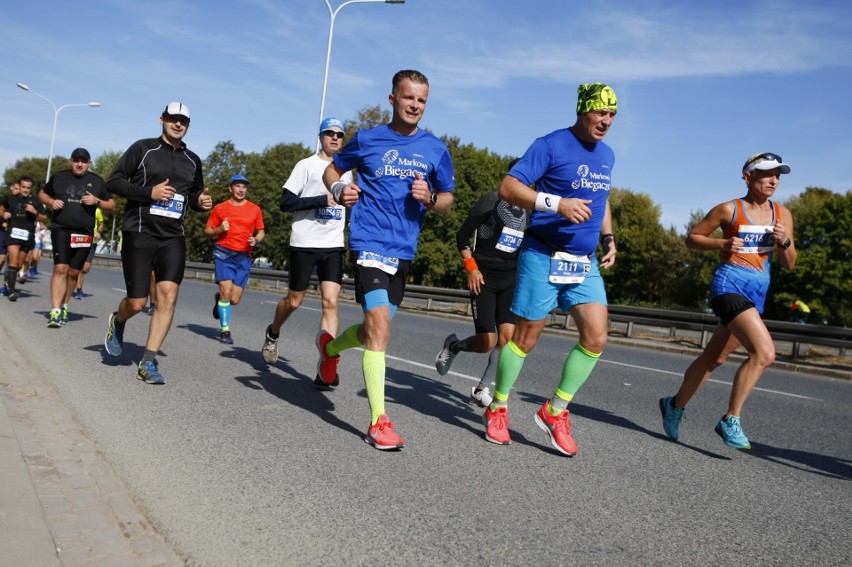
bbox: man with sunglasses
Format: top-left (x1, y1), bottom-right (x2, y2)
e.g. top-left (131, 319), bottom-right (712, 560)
top-left (321, 70), bottom-right (455, 450)
top-left (261, 117), bottom-right (352, 369)
top-left (40, 147), bottom-right (115, 327)
top-left (103, 102), bottom-right (213, 385)
top-left (659, 152), bottom-right (796, 450)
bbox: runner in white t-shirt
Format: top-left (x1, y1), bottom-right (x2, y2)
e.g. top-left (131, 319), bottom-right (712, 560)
top-left (261, 117), bottom-right (352, 377)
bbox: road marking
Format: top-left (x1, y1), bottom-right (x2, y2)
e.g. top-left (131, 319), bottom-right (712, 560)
top-left (379, 353), bottom-right (821, 400)
top-left (601, 359), bottom-right (821, 400)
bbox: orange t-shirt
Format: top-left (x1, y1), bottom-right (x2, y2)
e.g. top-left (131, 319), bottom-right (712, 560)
top-left (206, 200), bottom-right (265, 254)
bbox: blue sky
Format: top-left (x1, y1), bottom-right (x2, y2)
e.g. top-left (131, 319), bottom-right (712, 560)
top-left (2, 0), bottom-right (850, 229)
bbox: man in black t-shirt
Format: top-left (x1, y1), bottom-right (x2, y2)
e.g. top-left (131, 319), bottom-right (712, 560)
top-left (0, 176), bottom-right (47, 301)
top-left (40, 148), bottom-right (115, 327)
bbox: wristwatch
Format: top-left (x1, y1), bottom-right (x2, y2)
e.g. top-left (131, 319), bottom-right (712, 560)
top-left (778, 238), bottom-right (792, 250)
top-left (430, 192), bottom-right (438, 206)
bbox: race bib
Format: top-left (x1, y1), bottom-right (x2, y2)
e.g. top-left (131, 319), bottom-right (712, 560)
top-left (70, 234), bottom-right (93, 248)
top-left (356, 250), bottom-right (399, 275)
top-left (10, 227), bottom-right (30, 240)
top-left (737, 224), bottom-right (774, 253)
top-left (495, 227), bottom-right (524, 253)
top-left (150, 194), bottom-right (186, 219)
top-left (315, 207), bottom-right (344, 224)
top-left (549, 252), bottom-right (591, 284)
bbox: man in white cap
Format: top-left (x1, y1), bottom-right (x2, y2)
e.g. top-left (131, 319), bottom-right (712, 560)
top-left (260, 117), bottom-right (352, 377)
top-left (204, 173), bottom-right (265, 344)
top-left (104, 102), bottom-right (213, 384)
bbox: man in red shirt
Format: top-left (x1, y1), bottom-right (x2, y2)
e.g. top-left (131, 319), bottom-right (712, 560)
top-left (204, 174), bottom-right (265, 344)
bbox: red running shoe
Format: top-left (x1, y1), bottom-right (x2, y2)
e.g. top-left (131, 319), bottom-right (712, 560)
top-left (315, 330), bottom-right (340, 386)
top-left (364, 414), bottom-right (405, 450)
top-left (482, 406), bottom-right (511, 445)
top-left (534, 401), bottom-right (578, 457)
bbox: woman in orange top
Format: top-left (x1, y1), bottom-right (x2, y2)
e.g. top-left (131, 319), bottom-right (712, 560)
top-left (659, 152), bottom-right (797, 450)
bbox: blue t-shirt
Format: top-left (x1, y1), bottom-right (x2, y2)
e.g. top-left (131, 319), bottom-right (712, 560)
top-left (510, 128), bottom-right (615, 257)
top-left (334, 124), bottom-right (455, 260)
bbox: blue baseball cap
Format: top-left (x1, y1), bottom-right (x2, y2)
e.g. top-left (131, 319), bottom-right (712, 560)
top-left (229, 174), bottom-right (249, 185)
top-left (319, 117), bottom-right (344, 135)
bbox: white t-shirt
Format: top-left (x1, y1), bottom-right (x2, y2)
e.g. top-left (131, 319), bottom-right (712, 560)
top-left (283, 154), bottom-right (352, 248)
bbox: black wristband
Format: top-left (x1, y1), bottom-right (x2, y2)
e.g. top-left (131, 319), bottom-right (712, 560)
top-left (600, 233), bottom-right (615, 244)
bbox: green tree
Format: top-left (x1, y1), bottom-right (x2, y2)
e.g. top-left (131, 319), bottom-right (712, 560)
top-left (91, 150), bottom-right (123, 247)
top-left (3, 156), bottom-right (58, 190)
top-left (240, 142), bottom-right (313, 268)
top-left (605, 188), bottom-right (674, 305)
top-left (769, 188), bottom-right (852, 325)
top-left (412, 137), bottom-right (516, 288)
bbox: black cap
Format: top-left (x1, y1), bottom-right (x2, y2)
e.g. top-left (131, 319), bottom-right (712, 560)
top-left (70, 148), bottom-right (91, 162)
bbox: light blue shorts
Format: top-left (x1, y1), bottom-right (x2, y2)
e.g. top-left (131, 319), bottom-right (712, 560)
top-left (511, 246), bottom-right (607, 321)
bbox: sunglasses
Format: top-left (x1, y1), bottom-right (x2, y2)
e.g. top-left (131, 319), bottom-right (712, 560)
top-left (745, 152), bottom-right (782, 167)
top-left (322, 130), bottom-right (345, 139)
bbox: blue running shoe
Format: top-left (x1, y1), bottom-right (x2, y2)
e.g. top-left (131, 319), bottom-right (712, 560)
top-left (715, 415), bottom-right (751, 450)
top-left (0, 286), bottom-right (8, 296)
top-left (659, 396), bottom-right (685, 440)
top-left (137, 360), bottom-right (166, 385)
top-left (104, 312), bottom-right (124, 356)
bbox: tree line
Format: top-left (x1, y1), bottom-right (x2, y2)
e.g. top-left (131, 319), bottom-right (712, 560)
top-left (4, 106), bottom-right (849, 326)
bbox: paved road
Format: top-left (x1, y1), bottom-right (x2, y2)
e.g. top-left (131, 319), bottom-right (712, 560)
top-left (2, 263), bottom-right (850, 566)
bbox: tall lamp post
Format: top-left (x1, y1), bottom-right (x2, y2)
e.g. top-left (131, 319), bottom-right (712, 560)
top-left (317, 0), bottom-right (405, 150)
top-left (16, 83), bottom-right (100, 183)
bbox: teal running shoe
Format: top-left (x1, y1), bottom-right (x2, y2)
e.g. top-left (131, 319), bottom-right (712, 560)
top-left (715, 415), bottom-right (751, 450)
top-left (659, 396), bottom-right (685, 440)
top-left (137, 360), bottom-right (166, 385)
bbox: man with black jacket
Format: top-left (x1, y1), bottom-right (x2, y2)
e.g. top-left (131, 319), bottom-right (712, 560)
top-left (103, 102), bottom-right (213, 384)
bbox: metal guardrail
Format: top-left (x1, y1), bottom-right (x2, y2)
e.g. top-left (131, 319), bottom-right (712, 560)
top-left (96, 254), bottom-right (851, 359)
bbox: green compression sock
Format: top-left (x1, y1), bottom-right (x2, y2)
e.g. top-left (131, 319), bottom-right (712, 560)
top-left (327, 323), bottom-right (363, 357)
top-left (490, 340), bottom-right (527, 409)
top-left (363, 349), bottom-right (386, 425)
top-left (552, 343), bottom-right (601, 409)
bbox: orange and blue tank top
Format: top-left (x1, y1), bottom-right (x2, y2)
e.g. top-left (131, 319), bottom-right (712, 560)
top-left (720, 198), bottom-right (780, 272)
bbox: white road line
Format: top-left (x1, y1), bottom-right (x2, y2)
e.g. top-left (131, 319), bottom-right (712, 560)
top-left (377, 353), bottom-right (820, 400)
top-left (601, 359), bottom-right (820, 400)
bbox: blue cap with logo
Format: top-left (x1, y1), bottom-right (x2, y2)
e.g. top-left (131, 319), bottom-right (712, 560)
top-left (229, 174), bottom-right (249, 185)
top-left (319, 117), bottom-right (344, 135)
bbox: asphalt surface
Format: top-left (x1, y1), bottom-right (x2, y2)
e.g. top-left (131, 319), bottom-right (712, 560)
top-left (1, 261), bottom-right (850, 566)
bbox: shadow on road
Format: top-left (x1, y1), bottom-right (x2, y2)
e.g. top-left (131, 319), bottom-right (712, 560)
top-left (217, 342), bottom-right (365, 442)
top-left (748, 442), bottom-right (852, 480)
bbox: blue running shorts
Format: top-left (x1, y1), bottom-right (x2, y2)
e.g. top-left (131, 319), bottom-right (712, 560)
top-left (213, 245), bottom-right (252, 289)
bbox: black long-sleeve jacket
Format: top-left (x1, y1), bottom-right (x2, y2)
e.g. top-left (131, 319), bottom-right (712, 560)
top-left (107, 137), bottom-right (205, 238)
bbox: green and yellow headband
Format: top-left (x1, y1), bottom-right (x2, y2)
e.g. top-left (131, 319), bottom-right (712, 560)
top-left (576, 83), bottom-right (618, 115)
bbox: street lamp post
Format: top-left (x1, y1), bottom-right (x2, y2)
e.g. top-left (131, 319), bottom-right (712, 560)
top-left (16, 83), bottom-right (101, 183)
top-left (317, 0), bottom-right (405, 150)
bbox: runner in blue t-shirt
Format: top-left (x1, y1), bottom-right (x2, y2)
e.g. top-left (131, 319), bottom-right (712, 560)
top-left (321, 69), bottom-right (455, 450)
top-left (481, 83), bottom-right (619, 457)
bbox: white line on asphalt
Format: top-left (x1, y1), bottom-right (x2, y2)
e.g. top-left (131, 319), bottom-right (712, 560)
top-left (600, 359), bottom-right (820, 400)
top-left (317, 341), bottom-right (821, 400)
